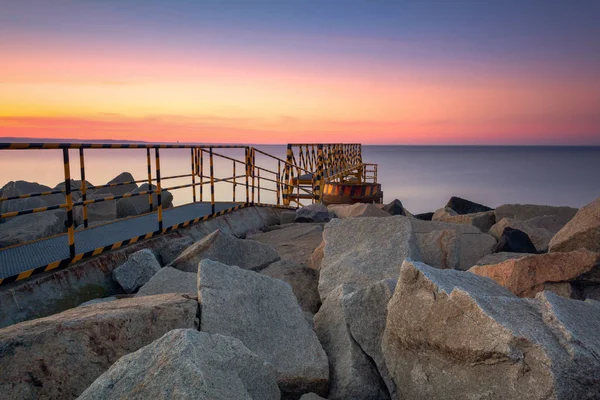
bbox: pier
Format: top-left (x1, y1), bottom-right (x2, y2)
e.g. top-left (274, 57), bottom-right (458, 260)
top-left (0, 142), bottom-right (378, 285)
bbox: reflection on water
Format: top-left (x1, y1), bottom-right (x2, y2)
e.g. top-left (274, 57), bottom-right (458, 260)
top-left (1, 145), bottom-right (599, 214)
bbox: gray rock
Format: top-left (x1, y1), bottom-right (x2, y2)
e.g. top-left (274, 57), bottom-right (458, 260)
top-left (198, 259), bottom-right (329, 397)
top-left (136, 267), bottom-right (197, 297)
top-left (383, 199), bottom-right (405, 216)
top-left (445, 196), bottom-right (492, 215)
top-left (382, 259), bottom-right (600, 399)
top-left (260, 259), bottom-right (321, 313)
top-left (74, 192), bottom-right (118, 226)
top-left (314, 284), bottom-right (390, 400)
top-left (411, 219), bottom-right (497, 270)
top-left (489, 217), bottom-right (554, 252)
top-left (475, 252), bottom-right (529, 266)
top-left (295, 203), bottom-right (332, 223)
top-left (156, 236), bottom-right (194, 265)
top-left (308, 240), bottom-right (325, 271)
top-left (78, 296), bottom-right (119, 307)
top-left (116, 183), bottom-right (173, 218)
top-left (328, 203), bottom-right (391, 218)
top-left (344, 279), bottom-right (397, 398)
top-left (0, 209), bottom-right (67, 248)
top-left (112, 249), bottom-right (161, 293)
top-left (319, 216), bottom-right (420, 300)
top-left (549, 196), bottom-right (600, 253)
top-left (169, 230), bottom-right (280, 272)
top-left (248, 223), bottom-right (324, 266)
top-left (433, 207), bottom-right (496, 233)
top-left (280, 211), bottom-right (297, 224)
top-left (300, 393), bottom-right (327, 400)
top-left (494, 204), bottom-right (578, 225)
top-left (0, 180), bottom-right (64, 215)
top-left (0, 294), bottom-right (199, 399)
top-left (78, 329), bottom-right (280, 400)
top-left (95, 172), bottom-right (137, 196)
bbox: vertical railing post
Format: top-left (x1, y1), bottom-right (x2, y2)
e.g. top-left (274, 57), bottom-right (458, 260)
top-left (146, 148), bottom-right (153, 213)
top-left (315, 144), bottom-right (324, 204)
top-left (191, 148), bottom-right (196, 203)
top-left (283, 144), bottom-right (293, 206)
top-left (276, 160), bottom-right (281, 206)
top-left (200, 149), bottom-right (204, 202)
top-left (233, 160), bottom-right (236, 203)
top-left (251, 148), bottom-right (255, 205)
top-left (257, 168), bottom-right (260, 204)
top-left (209, 147), bottom-right (215, 214)
top-left (78, 147), bottom-right (89, 228)
top-left (155, 148), bottom-right (163, 232)
top-left (296, 165), bottom-right (300, 207)
top-left (245, 147), bottom-right (250, 205)
top-left (62, 148), bottom-right (75, 259)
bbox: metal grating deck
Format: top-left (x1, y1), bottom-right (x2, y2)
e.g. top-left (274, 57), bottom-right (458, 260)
top-left (0, 201), bottom-right (240, 280)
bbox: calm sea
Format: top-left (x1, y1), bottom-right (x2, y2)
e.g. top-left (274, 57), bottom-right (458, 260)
top-left (0, 145), bottom-right (598, 214)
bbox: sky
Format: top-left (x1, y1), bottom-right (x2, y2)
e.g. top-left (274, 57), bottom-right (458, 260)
top-left (1, 0), bottom-right (599, 145)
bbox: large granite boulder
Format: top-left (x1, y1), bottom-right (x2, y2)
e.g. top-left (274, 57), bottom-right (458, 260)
top-left (410, 219), bottom-right (496, 270)
top-left (248, 223), bottom-right (324, 266)
top-left (328, 203), bottom-right (391, 218)
top-left (0, 294), bottom-right (199, 399)
top-left (308, 240), bottom-right (325, 270)
top-left (112, 249), bottom-right (161, 293)
top-left (319, 216), bottom-right (420, 300)
top-left (198, 259), bottom-right (329, 397)
top-left (78, 329), bottom-right (280, 400)
top-left (169, 230), bottom-right (280, 272)
top-left (489, 217), bottom-right (555, 253)
top-left (0, 209), bottom-right (67, 248)
top-left (494, 203), bottom-right (578, 225)
top-left (414, 212), bottom-right (434, 221)
top-left (475, 252), bottom-right (529, 266)
top-left (549, 196), bottom-right (600, 253)
top-left (445, 196), bottom-right (492, 215)
top-left (382, 259), bottom-right (600, 399)
top-left (432, 207), bottom-right (496, 232)
top-left (156, 236), bottom-right (194, 265)
top-left (74, 192), bottom-right (118, 226)
top-left (116, 183), bottom-right (173, 218)
top-left (0, 180), bottom-right (64, 214)
top-left (314, 284), bottom-right (391, 400)
top-left (382, 199), bottom-right (405, 216)
top-left (136, 267), bottom-right (197, 297)
top-left (315, 279), bottom-right (396, 399)
top-left (469, 249), bottom-right (600, 298)
top-left (295, 203), bottom-right (332, 223)
top-left (54, 179), bottom-right (95, 201)
top-left (493, 227), bottom-right (537, 254)
top-left (260, 259), bottom-right (321, 314)
top-left (95, 172), bottom-right (137, 196)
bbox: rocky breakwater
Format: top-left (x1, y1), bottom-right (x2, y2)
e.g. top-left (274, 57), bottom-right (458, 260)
top-left (1, 195), bottom-right (599, 399)
top-left (0, 174), bottom-right (173, 248)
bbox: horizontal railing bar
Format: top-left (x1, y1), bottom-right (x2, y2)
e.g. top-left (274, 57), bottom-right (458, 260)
top-left (73, 190), bottom-right (154, 206)
top-left (0, 189), bottom-right (65, 202)
top-left (0, 203), bottom-right (68, 219)
top-left (160, 173), bottom-right (194, 181)
top-left (198, 148), bottom-right (247, 164)
top-left (0, 143), bottom-right (249, 150)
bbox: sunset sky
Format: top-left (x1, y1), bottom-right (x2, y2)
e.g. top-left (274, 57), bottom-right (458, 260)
top-left (1, 0), bottom-right (599, 145)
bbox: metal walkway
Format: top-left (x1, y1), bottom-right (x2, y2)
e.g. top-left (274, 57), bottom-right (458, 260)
top-left (0, 201), bottom-right (239, 282)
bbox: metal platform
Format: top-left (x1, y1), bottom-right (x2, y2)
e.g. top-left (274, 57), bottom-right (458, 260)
top-left (0, 201), bottom-right (240, 280)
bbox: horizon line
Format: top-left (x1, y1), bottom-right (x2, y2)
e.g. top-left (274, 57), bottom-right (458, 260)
top-left (1, 137), bottom-right (599, 147)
